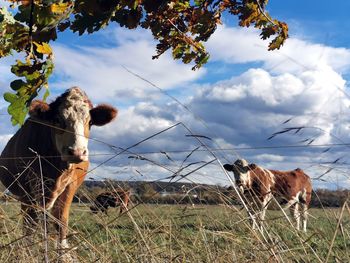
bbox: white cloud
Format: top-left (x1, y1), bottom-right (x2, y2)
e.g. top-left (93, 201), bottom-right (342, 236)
top-left (92, 105), bottom-right (173, 141)
top-left (82, 58), bottom-right (350, 186)
top-left (52, 27), bottom-right (204, 103)
top-left (255, 154), bottom-right (285, 163)
top-left (193, 68), bottom-right (350, 151)
top-left (0, 134), bottom-right (12, 152)
top-left (207, 25), bottom-right (350, 75)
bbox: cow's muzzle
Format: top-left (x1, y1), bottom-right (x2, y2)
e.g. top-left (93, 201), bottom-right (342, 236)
top-left (62, 147), bottom-right (88, 163)
top-left (235, 180), bottom-right (245, 194)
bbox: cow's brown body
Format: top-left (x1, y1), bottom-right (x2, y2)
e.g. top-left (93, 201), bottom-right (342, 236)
top-left (90, 190), bottom-right (131, 214)
top-left (0, 87), bottom-right (117, 256)
top-left (224, 159), bottom-right (312, 232)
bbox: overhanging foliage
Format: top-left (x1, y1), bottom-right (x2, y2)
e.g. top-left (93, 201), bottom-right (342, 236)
top-left (0, 0), bottom-right (288, 125)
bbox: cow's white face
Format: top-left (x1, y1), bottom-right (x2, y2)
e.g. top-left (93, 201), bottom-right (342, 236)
top-left (29, 87), bottom-right (118, 164)
top-left (224, 159), bottom-right (252, 193)
top-left (55, 88), bottom-right (91, 163)
top-left (236, 170), bottom-right (251, 194)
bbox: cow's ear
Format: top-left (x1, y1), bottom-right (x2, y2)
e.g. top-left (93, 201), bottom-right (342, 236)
top-left (223, 164), bottom-right (234, 171)
top-left (248, 163), bottom-right (257, 170)
top-left (90, 104), bottom-right (118, 126)
top-left (29, 100), bottom-right (50, 119)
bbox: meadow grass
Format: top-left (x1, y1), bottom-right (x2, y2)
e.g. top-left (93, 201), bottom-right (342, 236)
top-left (0, 202), bottom-right (348, 262)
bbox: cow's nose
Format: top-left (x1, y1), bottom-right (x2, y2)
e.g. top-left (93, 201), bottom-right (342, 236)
top-left (67, 147), bottom-right (88, 161)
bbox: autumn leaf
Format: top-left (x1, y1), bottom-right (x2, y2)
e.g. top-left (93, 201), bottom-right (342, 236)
top-left (33, 41), bottom-right (52, 55)
top-left (50, 2), bottom-right (72, 14)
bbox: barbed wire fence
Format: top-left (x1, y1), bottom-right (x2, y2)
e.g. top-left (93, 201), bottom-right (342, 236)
top-left (0, 107), bottom-right (349, 262)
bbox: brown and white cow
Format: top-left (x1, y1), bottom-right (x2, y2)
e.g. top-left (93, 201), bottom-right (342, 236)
top-left (90, 189), bottom-right (131, 215)
top-left (224, 159), bottom-right (312, 232)
top-left (0, 87), bottom-right (117, 252)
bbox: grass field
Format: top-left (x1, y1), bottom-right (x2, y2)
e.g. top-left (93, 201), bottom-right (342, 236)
top-left (0, 202), bottom-right (349, 262)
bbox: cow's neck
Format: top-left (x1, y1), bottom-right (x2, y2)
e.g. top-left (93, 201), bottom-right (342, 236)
top-left (25, 118), bottom-right (69, 171)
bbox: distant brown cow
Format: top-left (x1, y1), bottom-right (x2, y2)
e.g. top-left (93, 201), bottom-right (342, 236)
top-left (224, 159), bottom-right (312, 232)
top-left (0, 87), bottom-right (117, 253)
top-left (90, 189), bottom-right (131, 214)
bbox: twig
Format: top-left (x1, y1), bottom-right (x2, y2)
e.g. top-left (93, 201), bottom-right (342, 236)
top-left (325, 200), bottom-right (348, 263)
top-left (28, 148), bottom-right (49, 263)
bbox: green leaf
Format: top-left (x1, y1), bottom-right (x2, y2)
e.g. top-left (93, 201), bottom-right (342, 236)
top-left (5, 57), bottom-right (54, 126)
top-left (4, 92), bottom-right (29, 126)
top-left (10, 79), bottom-right (27, 91)
top-left (43, 87), bottom-right (50, 101)
top-left (3, 92), bottom-right (17, 103)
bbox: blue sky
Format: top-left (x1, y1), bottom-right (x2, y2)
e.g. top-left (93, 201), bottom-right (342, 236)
top-left (2, 1), bottom-right (350, 189)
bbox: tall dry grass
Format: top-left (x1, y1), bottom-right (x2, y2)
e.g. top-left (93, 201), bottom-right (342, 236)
top-left (0, 196), bottom-right (349, 262)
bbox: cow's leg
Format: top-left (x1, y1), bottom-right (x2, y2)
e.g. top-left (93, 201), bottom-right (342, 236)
top-left (289, 204), bottom-right (296, 226)
top-left (258, 195), bottom-right (271, 231)
top-left (284, 196), bottom-right (298, 210)
top-left (249, 208), bottom-right (262, 230)
top-left (119, 198), bottom-right (128, 214)
top-left (247, 199), bottom-right (262, 230)
top-left (45, 171), bottom-right (72, 210)
top-left (248, 210), bottom-right (259, 230)
top-left (259, 202), bottom-right (267, 229)
top-left (245, 200), bottom-right (259, 230)
top-left (104, 206), bottom-right (109, 215)
top-left (52, 167), bottom-right (86, 252)
top-left (119, 203), bottom-right (125, 214)
top-left (301, 204), bottom-right (308, 232)
top-left (52, 183), bottom-right (78, 251)
top-left (289, 203), bottom-right (300, 231)
top-left (90, 203), bottom-right (98, 214)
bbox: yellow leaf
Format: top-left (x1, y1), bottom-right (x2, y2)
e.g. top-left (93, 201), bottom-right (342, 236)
top-left (33, 42), bottom-right (52, 55)
top-left (50, 2), bottom-right (71, 14)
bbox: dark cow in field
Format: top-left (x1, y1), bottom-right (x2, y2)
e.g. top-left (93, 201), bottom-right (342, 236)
top-left (224, 159), bottom-right (312, 232)
top-left (0, 87), bottom-right (117, 253)
top-left (90, 189), bottom-right (131, 214)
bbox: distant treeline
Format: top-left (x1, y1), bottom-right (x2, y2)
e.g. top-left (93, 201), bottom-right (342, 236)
top-left (74, 180), bottom-right (350, 208)
top-left (310, 189), bottom-right (350, 208)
